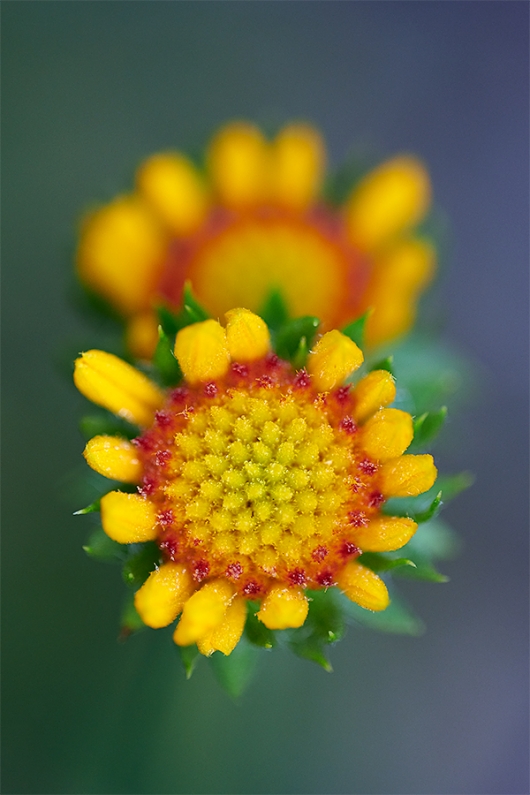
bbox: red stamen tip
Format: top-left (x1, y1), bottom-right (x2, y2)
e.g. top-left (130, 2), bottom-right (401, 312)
top-left (294, 369), bottom-right (311, 389)
top-left (368, 491), bottom-right (385, 508)
top-left (225, 562), bottom-right (243, 580)
top-left (348, 510), bottom-right (369, 527)
top-left (288, 568), bottom-right (307, 586)
top-left (204, 382), bottom-right (218, 398)
top-left (339, 415), bottom-right (357, 434)
top-left (193, 560), bottom-right (210, 582)
top-left (311, 545), bottom-right (328, 562)
top-left (340, 541), bottom-right (361, 558)
top-left (359, 458), bottom-right (377, 475)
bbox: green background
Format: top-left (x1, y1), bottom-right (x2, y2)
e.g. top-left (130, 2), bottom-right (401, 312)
top-left (3, 3), bottom-right (528, 793)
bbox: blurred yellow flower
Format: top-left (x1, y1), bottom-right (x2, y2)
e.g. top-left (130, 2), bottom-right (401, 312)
top-left (77, 121), bottom-right (435, 358)
top-left (75, 309), bottom-right (437, 658)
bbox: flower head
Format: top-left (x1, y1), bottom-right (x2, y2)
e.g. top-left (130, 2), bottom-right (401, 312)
top-left (75, 309), bottom-right (437, 658)
top-left (77, 121), bottom-right (435, 358)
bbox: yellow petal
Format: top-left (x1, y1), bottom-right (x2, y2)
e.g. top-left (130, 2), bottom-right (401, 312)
top-left (379, 454), bottom-right (438, 497)
top-left (208, 121), bottom-right (269, 208)
top-left (345, 156), bottom-right (431, 252)
top-left (74, 350), bottom-right (164, 427)
top-left (307, 330), bottom-right (364, 392)
top-left (83, 435), bottom-right (142, 483)
top-left (173, 579), bottom-right (234, 646)
top-left (338, 561), bottom-right (389, 611)
top-left (269, 123), bottom-right (326, 210)
top-left (134, 563), bottom-right (193, 628)
top-left (125, 312), bottom-right (160, 360)
top-left (77, 195), bottom-right (167, 315)
top-left (352, 370), bottom-right (396, 423)
top-left (136, 152), bottom-right (209, 236)
top-left (197, 596), bottom-right (247, 656)
top-left (257, 585), bottom-right (309, 630)
top-left (174, 319), bottom-right (231, 385)
top-left (100, 491), bottom-right (157, 544)
top-left (360, 408), bottom-right (413, 461)
top-left (225, 308), bottom-right (270, 362)
top-left (350, 516), bottom-right (417, 552)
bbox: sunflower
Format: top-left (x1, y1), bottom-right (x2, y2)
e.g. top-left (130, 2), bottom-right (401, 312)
top-left (74, 308), bottom-right (437, 657)
top-left (77, 122), bottom-right (435, 359)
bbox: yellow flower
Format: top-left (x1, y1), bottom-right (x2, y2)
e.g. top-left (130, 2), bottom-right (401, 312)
top-left (77, 121), bottom-right (435, 358)
top-left (75, 310), bottom-right (437, 657)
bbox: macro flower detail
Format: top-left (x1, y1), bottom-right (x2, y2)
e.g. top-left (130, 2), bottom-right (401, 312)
top-left (77, 121), bottom-right (436, 358)
top-left (75, 309), bottom-right (438, 660)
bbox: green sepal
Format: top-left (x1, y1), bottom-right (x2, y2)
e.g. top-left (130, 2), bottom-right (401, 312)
top-left (180, 280), bottom-right (210, 324)
top-left (274, 316), bottom-right (320, 363)
top-left (155, 282), bottom-right (210, 336)
top-left (122, 542), bottom-right (162, 589)
top-left (82, 526), bottom-right (126, 563)
top-left (405, 517), bottom-right (461, 561)
top-left (411, 406), bottom-right (448, 450)
top-left (342, 310), bottom-right (371, 350)
top-left (369, 356), bottom-right (394, 375)
top-left (79, 412), bottom-right (138, 441)
top-left (119, 592), bottom-right (146, 640)
top-left (288, 589), bottom-right (345, 671)
top-left (384, 471), bottom-right (473, 522)
top-left (339, 589), bottom-right (424, 636)
top-left (244, 603), bottom-right (276, 649)
top-left (152, 326), bottom-right (183, 387)
top-left (393, 558), bottom-right (449, 583)
top-left (208, 636), bottom-right (259, 697)
top-left (359, 552), bottom-right (417, 574)
top-left (258, 288), bottom-right (290, 331)
top-left (178, 644), bottom-right (201, 680)
top-left (74, 498), bottom-right (101, 515)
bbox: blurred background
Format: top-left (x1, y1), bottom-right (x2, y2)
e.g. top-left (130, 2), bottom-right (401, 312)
top-left (2, 3), bottom-right (528, 794)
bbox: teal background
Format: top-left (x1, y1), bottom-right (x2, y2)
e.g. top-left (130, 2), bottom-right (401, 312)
top-left (2, 3), bottom-right (528, 794)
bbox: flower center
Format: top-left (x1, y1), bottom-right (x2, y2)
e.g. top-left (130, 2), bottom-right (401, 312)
top-left (158, 208), bottom-right (369, 327)
top-left (136, 357), bottom-right (382, 595)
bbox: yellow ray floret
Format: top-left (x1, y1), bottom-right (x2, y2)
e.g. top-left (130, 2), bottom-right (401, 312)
top-left (338, 561), bottom-right (390, 611)
top-left (360, 408), bottom-right (413, 461)
top-left (83, 435), bottom-right (142, 483)
top-left (136, 152), bottom-right (209, 236)
top-left (269, 124), bottom-right (326, 211)
top-left (100, 491), bottom-right (157, 544)
top-left (350, 516), bottom-right (418, 552)
top-left (208, 122), bottom-right (269, 208)
top-left (257, 585), bottom-right (309, 629)
top-left (307, 330), bottom-right (364, 392)
top-left (77, 195), bottom-right (167, 315)
top-left (174, 319), bottom-right (231, 385)
top-left (345, 155), bottom-right (431, 253)
top-left (196, 596), bottom-right (247, 656)
top-left (74, 350), bottom-right (164, 427)
top-left (352, 369), bottom-right (397, 423)
top-left (379, 454), bottom-right (437, 497)
top-left (173, 579), bottom-right (234, 646)
top-left (134, 563), bottom-right (193, 628)
top-left (225, 308), bottom-right (271, 362)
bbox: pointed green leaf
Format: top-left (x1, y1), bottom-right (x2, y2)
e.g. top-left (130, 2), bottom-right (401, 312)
top-left (411, 406), bottom-right (448, 450)
top-left (393, 558), bottom-right (449, 583)
top-left (119, 592), bottom-right (146, 640)
top-left (289, 635), bottom-right (333, 671)
top-left (156, 305), bottom-right (181, 336)
top-left (209, 637), bottom-right (259, 697)
top-left (383, 490), bottom-right (442, 523)
top-left (181, 280), bottom-right (210, 323)
top-left (74, 498), bottom-right (101, 515)
top-left (258, 288), bottom-right (289, 331)
top-left (152, 326), bottom-right (183, 386)
top-left (339, 589), bottom-right (424, 636)
top-left (178, 644), bottom-right (201, 680)
top-left (122, 542), bottom-right (162, 589)
top-left (369, 356), bottom-right (394, 375)
top-left (292, 337), bottom-right (310, 370)
top-left (342, 310), bottom-right (371, 349)
top-left (275, 316), bottom-right (320, 361)
top-left (79, 413), bottom-right (138, 441)
top-left (359, 552), bottom-right (417, 574)
top-left (245, 603), bottom-right (276, 649)
top-left (82, 526), bottom-right (126, 563)
top-left (404, 518), bottom-right (461, 561)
